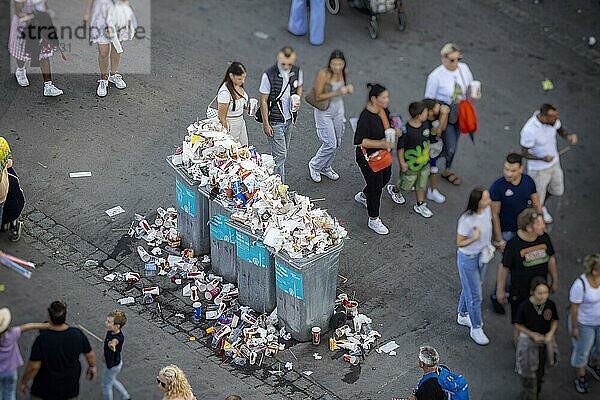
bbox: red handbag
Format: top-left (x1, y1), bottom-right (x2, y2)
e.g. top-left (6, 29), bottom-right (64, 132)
top-left (361, 109), bottom-right (393, 172)
top-left (458, 99), bottom-right (478, 134)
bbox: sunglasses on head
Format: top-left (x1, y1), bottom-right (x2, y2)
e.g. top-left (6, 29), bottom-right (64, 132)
top-left (156, 377), bottom-right (166, 388)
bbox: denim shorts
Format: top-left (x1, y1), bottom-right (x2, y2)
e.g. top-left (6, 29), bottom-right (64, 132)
top-left (570, 323), bottom-right (600, 368)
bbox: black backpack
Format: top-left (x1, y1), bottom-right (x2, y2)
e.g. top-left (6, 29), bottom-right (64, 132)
top-left (2, 167), bottom-right (25, 226)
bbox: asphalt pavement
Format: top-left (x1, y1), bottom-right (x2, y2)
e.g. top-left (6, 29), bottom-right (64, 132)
top-left (1, 0), bottom-right (599, 399)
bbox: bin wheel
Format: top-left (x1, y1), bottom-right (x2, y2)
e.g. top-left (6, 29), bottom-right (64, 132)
top-left (398, 11), bottom-right (407, 31)
top-left (326, 0), bottom-right (340, 15)
top-left (369, 17), bottom-right (378, 39)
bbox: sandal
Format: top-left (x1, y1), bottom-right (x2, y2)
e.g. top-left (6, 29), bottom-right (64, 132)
top-left (442, 172), bottom-right (462, 186)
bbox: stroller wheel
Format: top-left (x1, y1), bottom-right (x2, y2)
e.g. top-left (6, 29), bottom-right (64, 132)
top-left (326, 0), bottom-right (340, 15)
top-left (398, 11), bottom-right (406, 31)
top-left (369, 17), bottom-right (378, 39)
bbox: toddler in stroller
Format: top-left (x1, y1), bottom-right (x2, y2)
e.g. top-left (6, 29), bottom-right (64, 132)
top-left (327, 0), bottom-right (406, 39)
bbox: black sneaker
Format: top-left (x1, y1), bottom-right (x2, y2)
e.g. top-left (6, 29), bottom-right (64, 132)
top-left (9, 220), bottom-right (23, 242)
top-left (491, 294), bottom-right (505, 314)
top-left (586, 363), bottom-right (600, 381)
top-left (574, 377), bottom-right (589, 393)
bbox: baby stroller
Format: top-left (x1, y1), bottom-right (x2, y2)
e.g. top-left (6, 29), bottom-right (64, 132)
top-left (327, 0), bottom-right (406, 39)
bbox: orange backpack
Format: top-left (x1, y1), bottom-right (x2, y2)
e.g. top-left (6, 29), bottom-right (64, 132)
top-left (458, 99), bottom-right (478, 134)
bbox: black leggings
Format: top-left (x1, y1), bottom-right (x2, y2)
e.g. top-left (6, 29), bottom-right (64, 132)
top-left (358, 163), bottom-right (391, 218)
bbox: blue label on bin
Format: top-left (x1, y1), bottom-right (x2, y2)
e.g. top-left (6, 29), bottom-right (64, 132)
top-left (210, 214), bottom-right (235, 242)
top-left (176, 177), bottom-right (197, 217)
top-left (236, 231), bottom-right (270, 269)
top-left (275, 260), bottom-right (304, 300)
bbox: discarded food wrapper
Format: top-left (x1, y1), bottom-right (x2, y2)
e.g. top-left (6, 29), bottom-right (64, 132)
top-left (313, 353), bottom-right (322, 360)
top-left (151, 247), bottom-right (162, 256)
top-left (376, 340), bottom-right (399, 354)
top-left (105, 206), bottom-right (126, 217)
top-left (103, 273), bottom-right (117, 282)
top-left (117, 296), bottom-right (135, 305)
top-left (142, 286), bottom-right (160, 296)
top-left (137, 246), bottom-right (151, 262)
top-left (124, 272), bottom-right (141, 282)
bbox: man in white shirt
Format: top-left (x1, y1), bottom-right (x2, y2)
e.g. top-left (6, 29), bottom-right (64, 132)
top-left (520, 104), bottom-right (577, 223)
top-left (259, 46), bottom-right (303, 183)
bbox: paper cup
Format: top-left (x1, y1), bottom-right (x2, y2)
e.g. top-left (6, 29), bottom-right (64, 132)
top-left (248, 98), bottom-right (258, 116)
top-left (311, 326), bottom-right (321, 345)
top-left (385, 128), bottom-right (396, 143)
top-left (470, 80), bottom-right (481, 99)
top-left (290, 94), bottom-right (301, 112)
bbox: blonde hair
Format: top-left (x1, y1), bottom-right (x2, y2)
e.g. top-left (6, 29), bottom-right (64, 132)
top-left (583, 254), bottom-right (600, 275)
top-left (159, 364), bottom-right (196, 400)
top-left (107, 310), bottom-right (127, 328)
top-left (418, 345), bottom-right (440, 367)
top-left (440, 43), bottom-right (460, 57)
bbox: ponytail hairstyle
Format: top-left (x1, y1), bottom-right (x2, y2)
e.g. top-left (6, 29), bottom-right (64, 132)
top-left (219, 61), bottom-right (247, 112)
top-left (366, 83), bottom-right (386, 102)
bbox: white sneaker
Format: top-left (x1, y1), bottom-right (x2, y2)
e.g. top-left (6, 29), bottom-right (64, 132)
top-left (368, 218), bottom-right (389, 235)
top-left (108, 73), bottom-right (127, 89)
top-left (457, 313), bottom-right (472, 328)
top-left (470, 327), bottom-right (490, 345)
top-left (427, 188), bottom-right (446, 204)
top-left (43, 82), bottom-right (63, 97)
top-left (413, 202), bottom-right (433, 218)
top-left (386, 185), bottom-right (405, 204)
top-left (308, 163), bottom-right (321, 182)
top-left (15, 68), bottom-right (29, 87)
top-left (97, 79), bottom-right (108, 97)
top-left (354, 192), bottom-right (367, 208)
top-left (542, 206), bottom-right (553, 224)
top-left (430, 166), bottom-right (439, 174)
top-left (321, 167), bottom-right (339, 181)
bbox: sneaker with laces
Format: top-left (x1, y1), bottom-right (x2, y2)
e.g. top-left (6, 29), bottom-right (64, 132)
top-left (354, 192), bottom-right (367, 208)
top-left (413, 202), bottom-right (433, 218)
top-left (97, 79), bottom-right (108, 97)
top-left (469, 328), bottom-right (489, 345)
top-left (308, 163), bottom-right (321, 182)
top-left (574, 377), bottom-right (589, 393)
top-left (542, 206), bottom-right (553, 224)
top-left (457, 313), bottom-right (472, 328)
top-left (15, 68), bottom-right (29, 87)
top-left (586, 363), bottom-right (600, 381)
top-left (108, 73), bottom-right (127, 89)
top-left (43, 82), bottom-right (63, 97)
top-left (427, 188), bottom-right (446, 204)
top-left (9, 220), bottom-right (23, 242)
top-left (386, 185), bottom-right (405, 204)
top-left (368, 218), bottom-right (389, 235)
top-left (321, 167), bottom-right (339, 181)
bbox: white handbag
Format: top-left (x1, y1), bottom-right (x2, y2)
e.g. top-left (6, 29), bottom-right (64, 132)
top-left (205, 94), bottom-right (219, 119)
top-left (480, 244), bottom-right (496, 264)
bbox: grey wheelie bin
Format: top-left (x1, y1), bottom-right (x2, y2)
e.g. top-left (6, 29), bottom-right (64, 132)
top-left (274, 242), bottom-right (344, 342)
top-left (227, 221), bottom-right (276, 313)
top-left (166, 156), bottom-right (210, 254)
top-left (208, 197), bottom-right (237, 283)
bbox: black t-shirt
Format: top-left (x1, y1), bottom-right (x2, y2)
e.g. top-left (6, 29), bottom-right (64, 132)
top-left (104, 331), bottom-right (125, 369)
top-left (515, 298), bottom-right (559, 334)
top-left (397, 120), bottom-right (431, 172)
top-left (502, 233), bottom-right (555, 302)
top-left (354, 108), bottom-right (390, 165)
top-left (30, 327), bottom-right (92, 399)
top-left (415, 376), bottom-right (446, 400)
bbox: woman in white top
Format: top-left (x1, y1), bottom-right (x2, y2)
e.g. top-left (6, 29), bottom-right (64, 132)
top-left (424, 43), bottom-right (479, 190)
top-left (570, 254), bottom-right (600, 393)
top-left (217, 62), bottom-right (249, 145)
top-left (456, 187), bottom-right (493, 346)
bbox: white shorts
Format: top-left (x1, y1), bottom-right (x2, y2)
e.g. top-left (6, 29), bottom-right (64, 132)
top-left (528, 162), bottom-right (564, 204)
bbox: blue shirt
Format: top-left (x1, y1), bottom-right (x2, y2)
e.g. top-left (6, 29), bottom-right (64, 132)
top-left (104, 331), bottom-right (125, 369)
top-left (489, 174), bottom-right (537, 233)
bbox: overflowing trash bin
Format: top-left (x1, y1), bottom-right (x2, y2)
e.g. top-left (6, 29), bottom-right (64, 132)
top-left (166, 156), bottom-right (210, 254)
top-left (227, 220), bottom-right (276, 314)
top-left (208, 197), bottom-right (237, 283)
top-left (274, 242), bottom-right (344, 342)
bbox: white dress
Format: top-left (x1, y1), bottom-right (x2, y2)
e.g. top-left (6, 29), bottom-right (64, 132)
top-left (90, 0), bottom-right (138, 44)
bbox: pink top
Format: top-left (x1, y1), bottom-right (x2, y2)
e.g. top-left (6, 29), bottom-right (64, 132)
top-left (0, 327), bottom-right (24, 374)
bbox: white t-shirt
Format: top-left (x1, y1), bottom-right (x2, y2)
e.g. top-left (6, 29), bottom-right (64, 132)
top-left (520, 111), bottom-right (561, 171)
top-left (217, 84), bottom-right (248, 118)
top-left (424, 62), bottom-right (473, 105)
top-left (259, 66), bottom-right (303, 121)
top-left (569, 274), bottom-right (600, 326)
top-left (457, 206), bottom-right (492, 256)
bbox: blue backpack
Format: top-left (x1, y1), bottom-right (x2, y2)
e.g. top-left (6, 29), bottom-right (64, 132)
top-left (417, 365), bottom-right (469, 400)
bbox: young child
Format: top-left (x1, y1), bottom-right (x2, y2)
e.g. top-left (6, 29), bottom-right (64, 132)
top-left (84, 0), bottom-right (138, 97)
top-left (387, 101), bottom-right (433, 218)
top-left (421, 98), bottom-right (450, 204)
top-left (0, 308), bottom-right (49, 399)
top-left (515, 277), bottom-right (559, 400)
top-left (103, 310), bottom-right (131, 400)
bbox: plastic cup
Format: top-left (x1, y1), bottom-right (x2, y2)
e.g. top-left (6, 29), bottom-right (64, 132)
top-left (385, 128), bottom-right (396, 143)
top-left (470, 80), bottom-right (481, 99)
top-left (248, 98), bottom-right (258, 116)
top-left (290, 94), bottom-right (301, 112)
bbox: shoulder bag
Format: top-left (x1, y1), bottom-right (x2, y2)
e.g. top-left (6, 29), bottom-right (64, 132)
top-left (457, 66), bottom-right (478, 134)
top-left (305, 83), bottom-right (331, 111)
top-left (361, 109), bottom-right (392, 172)
top-left (255, 79), bottom-right (291, 123)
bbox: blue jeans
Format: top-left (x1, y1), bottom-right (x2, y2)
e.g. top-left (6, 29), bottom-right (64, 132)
top-left (442, 123), bottom-right (459, 169)
top-left (267, 119), bottom-right (293, 183)
top-left (0, 370), bottom-right (17, 400)
top-left (457, 250), bottom-right (487, 329)
top-left (102, 362), bottom-right (130, 400)
top-left (570, 323), bottom-right (600, 368)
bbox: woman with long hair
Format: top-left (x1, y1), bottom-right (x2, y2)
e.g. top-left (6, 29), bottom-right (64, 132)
top-left (456, 187), bottom-right (493, 345)
top-left (308, 49), bottom-right (353, 182)
top-left (217, 61), bottom-right (249, 145)
top-left (353, 83), bottom-right (393, 235)
top-left (157, 364), bottom-right (196, 400)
